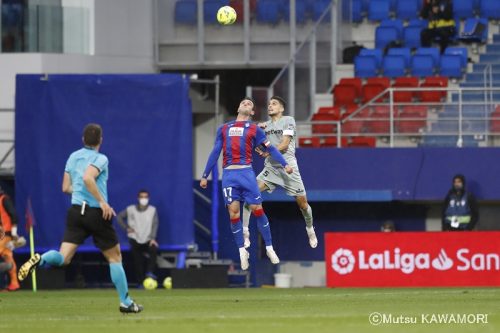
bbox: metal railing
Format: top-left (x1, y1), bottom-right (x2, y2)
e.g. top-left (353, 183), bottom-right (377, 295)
top-left (297, 87), bottom-right (500, 148)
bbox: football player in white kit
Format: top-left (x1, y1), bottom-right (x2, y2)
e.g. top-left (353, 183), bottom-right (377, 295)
top-left (242, 96), bottom-right (318, 249)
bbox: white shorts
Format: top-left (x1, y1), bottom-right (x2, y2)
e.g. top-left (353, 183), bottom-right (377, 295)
top-left (257, 164), bottom-right (306, 197)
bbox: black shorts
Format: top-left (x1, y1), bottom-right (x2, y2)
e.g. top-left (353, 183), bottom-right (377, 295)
top-left (62, 205), bottom-right (119, 251)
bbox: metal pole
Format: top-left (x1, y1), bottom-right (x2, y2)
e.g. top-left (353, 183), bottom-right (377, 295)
top-left (152, 0), bottom-right (159, 69)
top-left (212, 74), bottom-right (220, 259)
top-left (243, 0), bottom-right (250, 63)
top-left (389, 88), bottom-right (394, 147)
top-left (197, 0), bottom-right (204, 63)
top-left (330, 0), bottom-right (337, 86)
top-left (289, 0), bottom-right (296, 118)
top-left (309, 30), bottom-right (317, 118)
top-left (337, 121), bottom-right (342, 148)
top-left (458, 88), bottom-right (463, 147)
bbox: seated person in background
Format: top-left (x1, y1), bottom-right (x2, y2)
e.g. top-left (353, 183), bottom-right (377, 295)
top-left (442, 174), bottom-right (479, 231)
top-left (381, 221), bottom-right (395, 232)
top-left (117, 189), bottom-right (159, 287)
top-left (420, 0), bottom-right (455, 53)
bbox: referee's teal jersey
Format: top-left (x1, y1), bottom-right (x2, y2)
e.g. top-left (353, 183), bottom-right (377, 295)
top-left (65, 147), bottom-right (109, 208)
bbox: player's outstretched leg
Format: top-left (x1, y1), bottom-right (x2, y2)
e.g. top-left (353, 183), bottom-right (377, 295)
top-left (18, 249), bottom-right (65, 281)
top-left (297, 197), bottom-right (317, 248)
top-left (104, 245), bottom-right (143, 313)
top-left (231, 217), bottom-right (249, 270)
top-left (252, 207), bottom-right (279, 264)
top-left (242, 203), bottom-right (251, 248)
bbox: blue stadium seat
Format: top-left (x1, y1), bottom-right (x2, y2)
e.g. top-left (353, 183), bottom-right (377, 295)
top-left (411, 48), bottom-right (440, 77)
top-left (256, 0), bottom-right (282, 24)
top-left (480, 0), bottom-right (500, 19)
top-left (354, 48), bottom-right (383, 78)
top-left (440, 47), bottom-right (467, 77)
top-left (383, 48), bottom-right (412, 77)
top-left (312, 0), bottom-right (331, 21)
top-left (404, 26), bottom-right (423, 48)
top-left (368, 0), bottom-right (390, 21)
top-left (375, 19), bottom-right (403, 49)
top-left (351, 0), bottom-right (363, 23)
top-left (460, 17), bottom-right (488, 43)
top-left (454, 0), bottom-right (475, 20)
top-left (396, 0), bottom-right (419, 20)
top-left (204, 0), bottom-right (230, 24)
top-left (408, 18), bottom-right (428, 28)
top-left (175, 0), bottom-right (197, 25)
top-left (284, 0), bottom-right (307, 23)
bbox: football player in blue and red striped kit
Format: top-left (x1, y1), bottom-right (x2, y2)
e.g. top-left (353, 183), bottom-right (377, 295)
top-left (200, 97), bottom-right (293, 270)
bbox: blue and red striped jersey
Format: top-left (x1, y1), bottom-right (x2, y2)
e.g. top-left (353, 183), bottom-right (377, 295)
top-left (219, 120), bottom-right (269, 168)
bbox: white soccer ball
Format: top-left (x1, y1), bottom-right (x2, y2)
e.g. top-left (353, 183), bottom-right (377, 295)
top-left (143, 277), bottom-right (158, 290)
top-left (217, 6), bottom-right (237, 25)
top-left (163, 276), bottom-right (172, 289)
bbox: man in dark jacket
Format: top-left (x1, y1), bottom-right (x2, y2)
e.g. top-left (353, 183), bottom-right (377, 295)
top-left (442, 174), bottom-right (479, 231)
top-left (420, 0), bottom-right (455, 53)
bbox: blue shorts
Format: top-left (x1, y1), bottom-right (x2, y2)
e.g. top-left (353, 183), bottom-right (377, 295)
top-left (221, 168), bottom-right (262, 205)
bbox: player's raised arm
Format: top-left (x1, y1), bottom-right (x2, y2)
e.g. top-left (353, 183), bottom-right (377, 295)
top-left (255, 127), bottom-right (293, 174)
top-left (200, 127), bottom-right (224, 188)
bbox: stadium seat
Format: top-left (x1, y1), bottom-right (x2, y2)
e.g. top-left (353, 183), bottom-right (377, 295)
top-left (317, 106), bottom-right (342, 116)
top-left (397, 105), bottom-right (428, 134)
top-left (382, 48), bottom-right (412, 78)
top-left (420, 76), bottom-right (448, 102)
top-left (312, 108), bottom-right (341, 134)
top-left (368, 0), bottom-right (390, 21)
top-left (341, 106), bottom-right (370, 134)
top-left (396, 0), bottom-right (419, 20)
top-left (205, 0), bottom-right (230, 24)
top-left (299, 137), bottom-right (321, 147)
top-left (460, 18), bottom-right (488, 43)
top-left (284, 0), bottom-right (307, 23)
top-left (439, 47), bottom-right (467, 78)
top-left (490, 107), bottom-right (500, 133)
top-left (454, 0), bottom-right (475, 20)
top-left (321, 137), bottom-right (349, 147)
top-left (351, 0), bottom-right (363, 23)
top-left (393, 77), bottom-right (419, 103)
top-left (362, 77), bottom-right (390, 103)
top-left (403, 25), bottom-right (424, 48)
top-left (230, 0), bottom-right (257, 22)
top-left (348, 137), bottom-right (377, 147)
top-left (175, 0), bottom-right (197, 25)
top-left (365, 106), bottom-right (396, 134)
top-left (333, 78), bottom-right (362, 106)
top-left (479, 0), bottom-right (500, 19)
top-left (375, 19), bottom-right (404, 49)
top-left (354, 48), bottom-right (383, 78)
top-left (410, 47), bottom-right (440, 77)
top-left (256, 0), bottom-right (281, 24)
top-left (311, 0), bottom-right (331, 21)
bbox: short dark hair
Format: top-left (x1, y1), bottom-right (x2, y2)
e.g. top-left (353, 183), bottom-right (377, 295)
top-left (271, 95), bottom-right (286, 109)
top-left (83, 123), bottom-right (102, 147)
top-left (241, 96), bottom-right (255, 108)
top-left (138, 189), bottom-right (149, 196)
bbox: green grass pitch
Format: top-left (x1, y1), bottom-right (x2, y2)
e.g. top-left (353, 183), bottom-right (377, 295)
top-left (0, 288), bottom-right (498, 333)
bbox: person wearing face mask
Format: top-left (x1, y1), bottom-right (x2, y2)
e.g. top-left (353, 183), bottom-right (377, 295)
top-left (442, 174), bottom-right (479, 231)
top-left (117, 189), bottom-right (159, 286)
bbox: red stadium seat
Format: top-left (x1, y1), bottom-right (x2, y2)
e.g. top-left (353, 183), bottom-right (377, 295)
top-left (362, 77), bottom-right (391, 103)
top-left (393, 77), bottom-right (419, 103)
top-left (299, 137), bottom-right (321, 147)
top-left (317, 106), bottom-right (342, 117)
top-left (312, 112), bottom-right (340, 134)
top-left (490, 106), bottom-right (500, 133)
top-left (321, 137), bottom-right (349, 148)
top-left (333, 78), bottom-right (362, 106)
top-left (341, 105), bottom-right (370, 134)
top-left (365, 105), bottom-right (397, 134)
top-left (420, 76), bottom-right (448, 102)
top-left (348, 137), bottom-right (377, 147)
top-left (397, 105), bottom-right (428, 134)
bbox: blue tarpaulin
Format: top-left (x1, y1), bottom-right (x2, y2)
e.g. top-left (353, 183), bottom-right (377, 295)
top-left (15, 74), bottom-right (194, 250)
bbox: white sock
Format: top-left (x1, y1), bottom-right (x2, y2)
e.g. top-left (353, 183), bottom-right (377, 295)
top-left (242, 203), bottom-right (251, 229)
top-left (301, 204), bottom-right (313, 228)
top-left (243, 226), bottom-right (249, 234)
top-left (266, 245), bottom-right (274, 252)
top-left (239, 247), bottom-right (247, 255)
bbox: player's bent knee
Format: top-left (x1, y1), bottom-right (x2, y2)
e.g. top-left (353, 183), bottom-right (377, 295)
top-left (251, 207), bottom-right (265, 217)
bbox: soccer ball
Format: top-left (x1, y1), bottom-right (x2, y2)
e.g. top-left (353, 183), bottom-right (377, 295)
top-left (217, 6), bottom-right (237, 25)
top-left (143, 277), bottom-right (158, 290)
top-left (163, 277), bottom-right (172, 289)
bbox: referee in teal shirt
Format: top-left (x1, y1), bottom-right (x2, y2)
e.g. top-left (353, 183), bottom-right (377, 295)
top-left (18, 123), bottom-right (143, 313)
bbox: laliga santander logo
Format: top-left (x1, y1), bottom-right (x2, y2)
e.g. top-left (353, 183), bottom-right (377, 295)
top-left (331, 248), bottom-right (356, 275)
top-left (331, 246), bottom-right (500, 275)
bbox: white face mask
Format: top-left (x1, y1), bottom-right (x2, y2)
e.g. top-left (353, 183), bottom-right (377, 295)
top-left (139, 198), bottom-right (149, 207)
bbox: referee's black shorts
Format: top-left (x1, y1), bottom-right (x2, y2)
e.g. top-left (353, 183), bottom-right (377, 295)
top-left (62, 205), bottom-right (119, 251)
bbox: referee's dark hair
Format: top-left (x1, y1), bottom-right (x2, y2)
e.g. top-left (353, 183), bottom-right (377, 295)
top-left (83, 123), bottom-right (102, 147)
top-left (270, 95), bottom-right (286, 110)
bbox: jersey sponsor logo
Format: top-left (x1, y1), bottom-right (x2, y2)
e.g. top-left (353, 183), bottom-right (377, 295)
top-left (229, 127), bottom-right (244, 137)
top-left (265, 129), bottom-right (283, 135)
